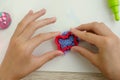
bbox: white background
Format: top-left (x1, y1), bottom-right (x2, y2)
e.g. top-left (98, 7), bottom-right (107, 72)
top-left (0, 0), bottom-right (120, 72)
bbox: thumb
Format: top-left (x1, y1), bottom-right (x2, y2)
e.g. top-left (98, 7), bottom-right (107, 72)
top-left (71, 46), bottom-right (97, 64)
top-left (33, 50), bottom-right (64, 68)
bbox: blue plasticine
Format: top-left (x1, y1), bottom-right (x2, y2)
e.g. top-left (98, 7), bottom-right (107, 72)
top-left (62, 31), bottom-right (69, 35)
top-left (59, 36), bottom-right (75, 49)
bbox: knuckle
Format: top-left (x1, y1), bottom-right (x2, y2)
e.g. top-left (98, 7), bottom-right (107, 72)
top-left (44, 18), bottom-right (50, 20)
top-left (111, 36), bottom-right (120, 44)
top-left (92, 22), bottom-right (105, 30)
top-left (44, 18), bottom-right (54, 23)
top-left (25, 44), bottom-right (33, 51)
top-left (48, 56), bottom-right (53, 61)
top-left (19, 44), bottom-right (31, 54)
top-left (99, 22), bottom-right (105, 25)
top-left (36, 35), bottom-right (43, 43)
top-left (39, 37), bottom-right (46, 42)
top-left (92, 22), bottom-right (99, 26)
top-left (99, 22), bottom-right (106, 27)
top-left (84, 32), bottom-right (88, 37)
top-left (28, 22), bottom-right (36, 29)
top-left (37, 34), bottom-right (44, 39)
top-left (84, 32), bottom-right (90, 38)
top-left (102, 38), bottom-right (113, 46)
top-left (11, 38), bottom-right (27, 51)
top-left (37, 32), bottom-right (55, 41)
top-left (92, 22), bottom-right (99, 28)
top-left (44, 18), bottom-right (51, 23)
top-left (49, 54), bottom-right (56, 60)
top-left (29, 22), bottom-right (35, 27)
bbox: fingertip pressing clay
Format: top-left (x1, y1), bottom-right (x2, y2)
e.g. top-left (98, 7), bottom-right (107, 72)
top-left (0, 12), bottom-right (11, 30)
top-left (55, 31), bottom-right (80, 53)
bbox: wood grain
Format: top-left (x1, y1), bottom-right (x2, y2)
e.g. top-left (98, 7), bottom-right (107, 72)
top-left (22, 71), bottom-right (108, 80)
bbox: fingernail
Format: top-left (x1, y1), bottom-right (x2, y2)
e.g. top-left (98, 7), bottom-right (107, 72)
top-left (71, 47), bottom-right (75, 52)
top-left (54, 32), bottom-right (60, 36)
top-left (29, 10), bottom-right (33, 14)
top-left (71, 28), bottom-right (83, 33)
top-left (51, 17), bottom-right (56, 22)
top-left (70, 28), bottom-right (74, 30)
top-left (70, 28), bottom-right (76, 31)
top-left (40, 8), bottom-right (46, 13)
top-left (71, 46), bottom-right (78, 51)
top-left (57, 51), bottom-right (64, 56)
top-left (75, 27), bottom-right (79, 29)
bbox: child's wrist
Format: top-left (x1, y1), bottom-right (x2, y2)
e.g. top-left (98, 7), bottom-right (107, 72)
top-left (105, 67), bottom-right (120, 80)
top-left (0, 67), bottom-right (18, 80)
top-left (0, 74), bottom-right (17, 80)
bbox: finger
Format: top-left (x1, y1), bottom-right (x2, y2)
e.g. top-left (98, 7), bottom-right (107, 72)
top-left (76, 22), bottom-right (114, 36)
top-left (30, 9), bottom-right (46, 22)
top-left (13, 9), bottom-right (46, 37)
top-left (71, 46), bottom-right (97, 65)
top-left (20, 17), bottom-right (56, 40)
top-left (26, 32), bottom-right (60, 51)
top-left (70, 28), bottom-right (103, 47)
top-left (13, 10), bottom-right (33, 37)
top-left (33, 50), bottom-right (64, 68)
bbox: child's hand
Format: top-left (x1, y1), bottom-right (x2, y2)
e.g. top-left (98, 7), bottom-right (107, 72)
top-left (0, 9), bottom-right (63, 80)
top-left (71, 22), bottom-right (120, 80)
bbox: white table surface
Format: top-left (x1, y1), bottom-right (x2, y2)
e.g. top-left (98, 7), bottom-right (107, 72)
top-left (0, 0), bottom-right (120, 73)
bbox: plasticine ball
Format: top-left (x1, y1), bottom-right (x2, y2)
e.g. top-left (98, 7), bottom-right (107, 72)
top-left (0, 12), bottom-right (11, 30)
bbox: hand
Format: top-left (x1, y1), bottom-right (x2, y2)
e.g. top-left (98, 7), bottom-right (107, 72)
top-left (71, 22), bottom-right (120, 80)
top-left (0, 9), bottom-right (63, 80)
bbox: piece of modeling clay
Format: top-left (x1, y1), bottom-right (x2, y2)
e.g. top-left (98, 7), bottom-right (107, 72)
top-left (0, 12), bottom-right (11, 29)
top-left (55, 31), bottom-right (80, 52)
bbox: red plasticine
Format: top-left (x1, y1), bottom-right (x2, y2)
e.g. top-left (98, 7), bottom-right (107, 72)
top-left (55, 32), bottom-right (79, 52)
